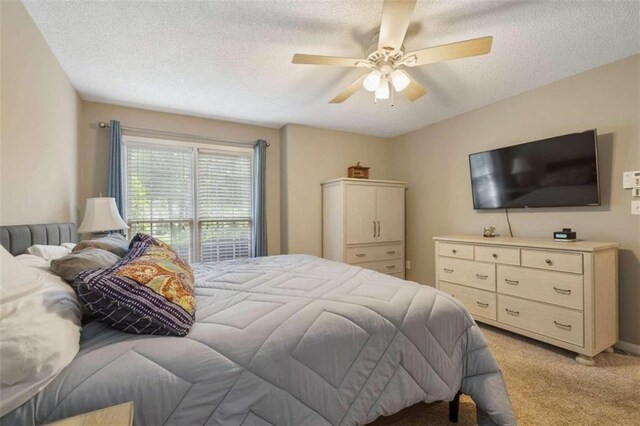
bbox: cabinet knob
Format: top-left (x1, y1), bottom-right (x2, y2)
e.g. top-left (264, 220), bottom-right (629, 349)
top-left (355, 253), bottom-right (366, 258)
top-left (553, 287), bottom-right (571, 295)
top-left (545, 259), bottom-right (553, 265)
top-left (386, 265), bottom-right (396, 270)
top-left (492, 253), bottom-right (498, 259)
top-left (476, 301), bottom-right (489, 308)
top-left (505, 308), bottom-right (520, 316)
top-left (452, 249), bottom-right (457, 254)
top-left (443, 268), bottom-right (454, 273)
top-left (386, 250), bottom-right (396, 255)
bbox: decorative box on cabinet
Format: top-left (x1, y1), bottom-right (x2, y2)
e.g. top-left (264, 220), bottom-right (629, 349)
top-left (434, 235), bottom-right (619, 365)
top-left (322, 178), bottom-right (406, 278)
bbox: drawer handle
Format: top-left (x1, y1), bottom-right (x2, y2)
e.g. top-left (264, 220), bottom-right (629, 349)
top-left (545, 259), bottom-right (553, 265)
top-left (554, 321), bottom-right (572, 330)
top-left (386, 265), bottom-right (396, 270)
top-left (476, 301), bottom-right (489, 308)
top-left (492, 253), bottom-right (498, 259)
top-left (452, 249), bottom-right (457, 254)
top-left (355, 253), bottom-right (366, 258)
top-left (443, 268), bottom-right (454, 273)
top-left (505, 308), bottom-right (520, 316)
top-left (386, 250), bottom-right (396, 255)
top-left (553, 287), bottom-right (571, 295)
top-left (475, 274), bottom-right (488, 280)
top-left (504, 278), bottom-right (519, 285)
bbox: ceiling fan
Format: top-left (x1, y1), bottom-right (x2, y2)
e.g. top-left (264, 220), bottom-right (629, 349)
top-left (292, 0), bottom-right (493, 104)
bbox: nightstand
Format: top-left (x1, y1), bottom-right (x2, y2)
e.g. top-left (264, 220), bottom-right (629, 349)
top-left (46, 402), bottom-right (134, 426)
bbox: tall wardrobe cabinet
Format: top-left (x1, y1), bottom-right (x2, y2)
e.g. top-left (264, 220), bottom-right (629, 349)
top-left (322, 178), bottom-right (406, 278)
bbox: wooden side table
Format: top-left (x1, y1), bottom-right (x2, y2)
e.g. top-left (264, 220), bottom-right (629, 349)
top-left (46, 402), bottom-right (134, 426)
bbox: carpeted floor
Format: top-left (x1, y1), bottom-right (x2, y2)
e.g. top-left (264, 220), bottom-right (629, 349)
top-left (370, 324), bottom-right (640, 425)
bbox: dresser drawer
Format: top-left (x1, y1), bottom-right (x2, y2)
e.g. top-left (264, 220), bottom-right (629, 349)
top-left (475, 245), bottom-right (520, 265)
top-left (439, 281), bottom-right (496, 320)
top-left (498, 295), bottom-right (584, 346)
top-left (438, 242), bottom-right (474, 260)
top-left (358, 259), bottom-right (404, 275)
top-left (521, 249), bottom-right (583, 274)
top-left (438, 257), bottom-right (495, 291)
top-left (346, 243), bottom-right (403, 263)
top-left (497, 265), bottom-right (583, 310)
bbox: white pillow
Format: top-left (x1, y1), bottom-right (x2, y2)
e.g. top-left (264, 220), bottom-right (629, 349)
top-left (0, 249), bottom-right (44, 304)
top-left (25, 245), bottom-right (71, 261)
top-left (61, 242), bottom-right (77, 251)
top-left (0, 248), bottom-right (82, 415)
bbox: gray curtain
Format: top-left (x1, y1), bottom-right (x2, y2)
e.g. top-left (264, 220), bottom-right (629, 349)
top-left (107, 120), bottom-right (124, 217)
top-left (252, 140), bottom-right (267, 257)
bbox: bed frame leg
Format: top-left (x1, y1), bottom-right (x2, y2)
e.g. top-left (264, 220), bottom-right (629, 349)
top-left (449, 392), bottom-right (461, 423)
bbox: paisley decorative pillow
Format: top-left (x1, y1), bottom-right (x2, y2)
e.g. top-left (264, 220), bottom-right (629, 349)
top-left (75, 234), bottom-right (195, 336)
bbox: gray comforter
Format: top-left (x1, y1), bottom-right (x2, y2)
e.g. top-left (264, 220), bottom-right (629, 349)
top-left (4, 255), bottom-right (515, 425)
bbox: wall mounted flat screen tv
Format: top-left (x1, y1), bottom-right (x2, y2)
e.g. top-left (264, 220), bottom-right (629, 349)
top-left (469, 130), bottom-right (600, 209)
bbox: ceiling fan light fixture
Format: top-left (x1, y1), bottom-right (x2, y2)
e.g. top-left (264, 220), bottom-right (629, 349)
top-left (390, 69), bottom-right (410, 92)
top-left (363, 70), bottom-right (382, 92)
top-left (375, 78), bottom-right (390, 100)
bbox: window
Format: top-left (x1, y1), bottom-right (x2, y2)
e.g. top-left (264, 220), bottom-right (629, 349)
top-left (123, 136), bottom-right (253, 263)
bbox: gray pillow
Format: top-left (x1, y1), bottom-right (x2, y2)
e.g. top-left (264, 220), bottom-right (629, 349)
top-left (72, 234), bottom-right (130, 257)
top-left (50, 248), bottom-right (122, 283)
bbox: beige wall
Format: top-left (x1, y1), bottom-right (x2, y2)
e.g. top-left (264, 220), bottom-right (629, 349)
top-left (390, 55), bottom-right (640, 346)
top-left (1, 0), bottom-right (80, 225)
top-left (79, 101), bottom-right (281, 255)
top-left (280, 124), bottom-right (393, 256)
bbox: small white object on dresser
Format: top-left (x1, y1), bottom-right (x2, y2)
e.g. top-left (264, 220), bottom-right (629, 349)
top-left (322, 178), bottom-right (406, 278)
top-left (434, 235), bottom-right (619, 365)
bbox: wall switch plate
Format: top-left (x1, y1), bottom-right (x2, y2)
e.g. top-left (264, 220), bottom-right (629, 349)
top-left (632, 201), bottom-right (640, 215)
top-left (405, 260), bottom-right (411, 270)
top-left (623, 171), bottom-right (640, 189)
top-left (633, 188), bottom-right (640, 197)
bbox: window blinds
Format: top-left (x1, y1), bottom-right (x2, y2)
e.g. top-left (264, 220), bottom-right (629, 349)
top-left (124, 141), bottom-right (253, 263)
top-left (198, 150), bottom-right (252, 262)
top-left (125, 144), bottom-right (194, 260)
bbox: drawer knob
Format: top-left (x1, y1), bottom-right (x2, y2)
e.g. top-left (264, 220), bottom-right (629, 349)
top-left (443, 268), bottom-right (454, 273)
top-left (386, 250), bottom-right (396, 255)
top-left (554, 321), bottom-right (572, 330)
top-left (475, 274), bottom-right (488, 280)
top-left (355, 253), bottom-right (366, 258)
top-left (505, 308), bottom-right (520, 316)
top-left (492, 253), bottom-right (498, 259)
top-left (553, 287), bottom-right (571, 295)
top-left (452, 249), bottom-right (457, 254)
top-left (545, 259), bottom-right (553, 265)
top-left (386, 265), bottom-right (396, 270)
top-left (504, 279), bottom-right (519, 285)
top-left (476, 301), bottom-right (489, 308)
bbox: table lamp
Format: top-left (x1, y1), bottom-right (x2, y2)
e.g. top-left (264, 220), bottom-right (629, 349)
top-left (77, 197), bottom-right (129, 238)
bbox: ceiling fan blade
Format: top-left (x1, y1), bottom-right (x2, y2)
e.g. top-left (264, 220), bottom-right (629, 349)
top-left (329, 75), bottom-right (367, 103)
top-left (402, 73), bottom-right (427, 101)
top-left (292, 54), bottom-right (367, 67)
top-left (378, 0), bottom-right (417, 54)
top-left (403, 36), bottom-right (493, 67)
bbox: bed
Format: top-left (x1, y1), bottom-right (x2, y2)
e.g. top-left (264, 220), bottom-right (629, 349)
top-left (1, 223), bottom-right (515, 426)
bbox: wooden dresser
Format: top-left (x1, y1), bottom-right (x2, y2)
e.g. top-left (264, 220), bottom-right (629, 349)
top-left (322, 179), bottom-right (406, 278)
top-left (434, 235), bottom-right (618, 365)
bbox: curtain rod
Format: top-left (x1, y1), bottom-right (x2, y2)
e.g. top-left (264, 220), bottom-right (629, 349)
top-left (97, 121), bottom-right (270, 147)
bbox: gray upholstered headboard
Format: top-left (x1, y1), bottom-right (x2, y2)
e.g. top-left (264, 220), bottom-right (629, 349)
top-left (0, 223), bottom-right (78, 256)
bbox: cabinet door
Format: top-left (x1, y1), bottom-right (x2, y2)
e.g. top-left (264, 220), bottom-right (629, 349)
top-left (345, 185), bottom-right (377, 244)
top-left (376, 186), bottom-right (404, 243)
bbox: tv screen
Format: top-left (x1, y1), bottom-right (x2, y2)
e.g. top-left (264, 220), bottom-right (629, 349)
top-left (469, 130), bottom-right (600, 209)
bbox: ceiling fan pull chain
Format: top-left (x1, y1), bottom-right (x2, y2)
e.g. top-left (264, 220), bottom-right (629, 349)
top-left (391, 83), bottom-right (395, 107)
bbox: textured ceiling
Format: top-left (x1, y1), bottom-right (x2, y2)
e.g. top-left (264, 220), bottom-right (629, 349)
top-left (23, 0), bottom-right (640, 137)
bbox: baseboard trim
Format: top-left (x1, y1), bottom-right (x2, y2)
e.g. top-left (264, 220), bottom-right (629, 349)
top-left (615, 340), bottom-right (640, 355)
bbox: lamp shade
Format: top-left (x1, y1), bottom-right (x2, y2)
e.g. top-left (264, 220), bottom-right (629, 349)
top-left (77, 197), bottom-right (129, 233)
